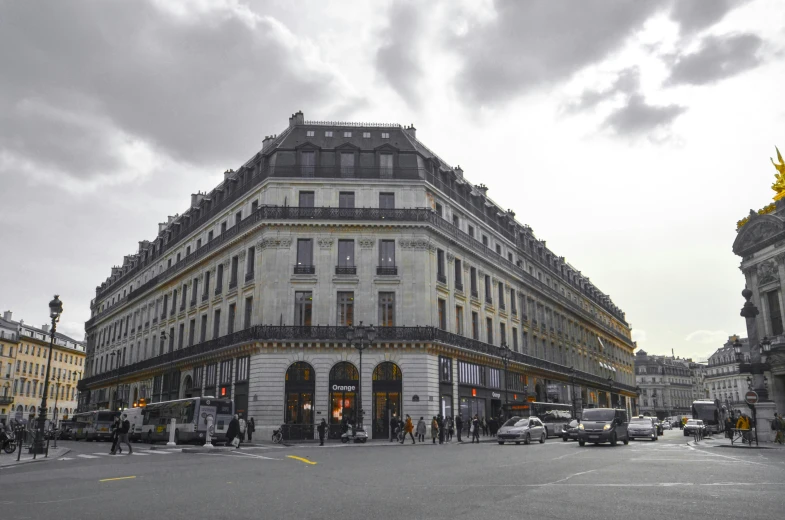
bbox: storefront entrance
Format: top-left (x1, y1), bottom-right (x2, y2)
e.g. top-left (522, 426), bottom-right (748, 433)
top-left (329, 361), bottom-right (358, 439)
top-left (285, 362), bottom-right (315, 440)
top-left (372, 362), bottom-right (402, 439)
top-left (459, 397), bottom-right (487, 424)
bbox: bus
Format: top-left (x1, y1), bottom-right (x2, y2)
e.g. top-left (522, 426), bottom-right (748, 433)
top-left (691, 399), bottom-right (725, 434)
top-left (511, 402), bottom-right (575, 438)
top-left (138, 397), bottom-right (233, 444)
top-left (122, 407), bottom-right (144, 442)
top-left (71, 411), bottom-right (121, 441)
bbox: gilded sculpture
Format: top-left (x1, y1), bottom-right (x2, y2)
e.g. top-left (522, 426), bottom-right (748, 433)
top-left (772, 146), bottom-right (785, 200)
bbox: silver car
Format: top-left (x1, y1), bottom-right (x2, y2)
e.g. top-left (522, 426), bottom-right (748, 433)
top-left (628, 417), bottom-right (657, 441)
top-left (497, 416), bottom-right (547, 445)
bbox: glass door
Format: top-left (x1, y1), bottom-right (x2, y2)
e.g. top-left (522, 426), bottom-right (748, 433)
top-left (372, 392), bottom-right (400, 439)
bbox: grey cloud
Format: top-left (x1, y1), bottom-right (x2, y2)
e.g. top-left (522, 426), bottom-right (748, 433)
top-left (670, 0), bottom-right (748, 35)
top-left (668, 33), bottom-right (763, 85)
top-left (0, 1), bottom-right (363, 184)
top-left (567, 67), bottom-right (641, 113)
top-left (453, 0), bottom-right (667, 105)
top-left (375, 0), bottom-right (424, 106)
top-left (603, 94), bottom-right (687, 136)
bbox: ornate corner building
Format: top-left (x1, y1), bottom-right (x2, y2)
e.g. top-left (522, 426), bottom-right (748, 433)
top-left (634, 349), bottom-right (706, 420)
top-left (78, 112), bottom-right (637, 439)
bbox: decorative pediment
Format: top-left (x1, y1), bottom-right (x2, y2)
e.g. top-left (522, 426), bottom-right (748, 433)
top-left (335, 142), bottom-right (360, 152)
top-left (733, 214), bottom-right (785, 256)
top-left (294, 141), bottom-right (321, 150)
top-left (757, 259), bottom-right (779, 285)
top-left (373, 143), bottom-right (398, 152)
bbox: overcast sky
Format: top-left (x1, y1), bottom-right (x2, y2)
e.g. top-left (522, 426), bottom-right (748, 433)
top-left (1, 0), bottom-right (783, 361)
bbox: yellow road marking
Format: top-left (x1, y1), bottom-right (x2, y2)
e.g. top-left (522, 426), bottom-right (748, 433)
top-left (99, 476), bottom-right (136, 482)
top-left (287, 455), bottom-right (316, 465)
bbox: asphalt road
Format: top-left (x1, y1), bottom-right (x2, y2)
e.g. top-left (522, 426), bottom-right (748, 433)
top-left (2, 430), bottom-right (784, 520)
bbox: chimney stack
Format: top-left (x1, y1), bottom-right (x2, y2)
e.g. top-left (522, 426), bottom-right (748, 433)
top-left (404, 124), bottom-right (417, 139)
top-left (191, 193), bottom-right (205, 208)
top-left (289, 110), bottom-right (304, 128)
top-left (2, 310), bottom-right (11, 321)
top-left (476, 184), bottom-right (488, 196)
top-left (42, 324), bottom-right (50, 333)
top-left (454, 165), bottom-right (463, 178)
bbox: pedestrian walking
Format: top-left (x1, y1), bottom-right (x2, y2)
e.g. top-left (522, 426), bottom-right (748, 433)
top-left (437, 414), bottom-right (445, 444)
top-left (317, 418), bottom-right (327, 446)
top-left (471, 414), bottom-right (481, 443)
top-left (118, 413), bottom-right (133, 454)
top-left (390, 415), bottom-right (399, 442)
top-left (226, 414), bottom-right (241, 449)
top-left (446, 416), bottom-right (454, 442)
top-left (416, 417), bottom-right (426, 442)
top-left (247, 418), bottom-right (255, 442)
top-left (455, 414), bottom-right (463, 442)
top-left (431, 416), bottom-right (439, 444)
top-left (772, 413), bottom-right (784, 444)
top-left (481, 417), bottom-right (488, 436)
top-left (109, 416), bottom-right (123, 455)
top-left (736, 414), bottom-right (751, 444)
top-left (239, 414), bottom-right (247, 444)
top-left (402, 414), bottom-right (416, 444)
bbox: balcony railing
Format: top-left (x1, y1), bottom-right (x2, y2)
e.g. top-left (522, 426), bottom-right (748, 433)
top-left (215, 285), bottom-right (223, 296)
top-left (78, 324), bottom-right (637, 394)
top-left (245, 272), bottom-right (254, 282)
top-left (437, 273), bottom-right (447, 284)
top-left (485, 297), bottom-right (493, 305)
top-left (335, 266), bottom-right (357, 275)
top-left (293, 265), bottom-right (316, 275)
top-left (377, 266), bottom-right (398, 276)
top-left (202, 293), bottom-right (209, 302)
top-left (455, 282), bottom-right (464, 292)
top-left (471, 289), bottom-right (479, 298)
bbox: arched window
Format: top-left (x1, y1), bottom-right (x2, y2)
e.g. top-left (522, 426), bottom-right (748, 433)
top-left (372, 362), bottom-right (402, 381)
top-left (285, 362), bottom-right (314, 383)
top-left (330, 362), bottom-right (358, 381)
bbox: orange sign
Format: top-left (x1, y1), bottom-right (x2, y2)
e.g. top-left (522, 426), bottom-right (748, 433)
top-left (527, 396), bottom-right (536, 402)
top-left (471, 388), bottom-right (477, 397)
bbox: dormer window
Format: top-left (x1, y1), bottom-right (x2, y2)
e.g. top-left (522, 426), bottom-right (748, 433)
top-left (381, 132), bottom-right (390, 139)
top-left (344, 131), bottom-right (352, 137)
top-left (306, 130), bottom-right (314, 137)
top-left (325, 131), bottom-right (333, 137)
top-left (363, 132), bottom-right (371, 138)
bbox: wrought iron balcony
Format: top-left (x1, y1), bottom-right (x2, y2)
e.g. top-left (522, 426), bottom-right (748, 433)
top-left (437, 273), bottom-right (447, 284)
top-left (335, 266), bottom-right (357, 275)
top-left (215, 285), bottom-right (223, 296)
top-left (376, 266), bottom-right (398, 276)
top-left (471, 289), bottom-right (479, 298)
top-left (293, 265), bottom-right (316, 275)
top-left (202, 293), bottom-right (209, 302)
top-left (245, 272), bottom-right (254, 282)
top-left (228, 279), bottom-right (237, 290)
top-left (455, 282), bottom-right (464, 292)
top-left (0, 396), bottom-right (13, 406)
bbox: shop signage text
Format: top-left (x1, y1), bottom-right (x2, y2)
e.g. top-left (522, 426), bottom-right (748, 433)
top-left (332, 384), bottom-right (357, 392)
top-left (491, 392), bottom-right (501, 398)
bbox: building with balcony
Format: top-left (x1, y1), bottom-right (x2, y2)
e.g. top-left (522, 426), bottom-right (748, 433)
top-left (704, 336), bottom-right (753, 416)
top-left (635, 349), bottom-right (706, 420)
top-left (78, 112), bottom-right (638, 439)
top-left (0, 310), bottom-right (85, 426)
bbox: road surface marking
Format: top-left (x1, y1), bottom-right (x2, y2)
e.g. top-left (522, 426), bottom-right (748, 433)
top-left (287, 455), bottom-right (317, 465)
top-left (99, 476), bottom-right (136, 482)
top-left (58, 457), bottom-right (74, 461)
top-left (230, 451), bottom-right (281, 461)
top-left (547, 470), bottom-right (596, 485)
top-left (131, 452), bottom-right (149, 456)
top-left (77, 454), bottom-right (100, 459)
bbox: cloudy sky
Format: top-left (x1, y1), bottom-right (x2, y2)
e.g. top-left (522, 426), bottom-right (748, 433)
top-left (1, 0), bottom-right (783, 361)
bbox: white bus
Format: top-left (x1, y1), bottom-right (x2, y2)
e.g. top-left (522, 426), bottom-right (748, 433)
top-left (122, 407), bottom-right (145, 442)
top-left (138, 397), bottom-right (233, 444)
top-left (72, 411), bottom-right (121, 442)
top-left (528, 402), bottom-right (575, 438)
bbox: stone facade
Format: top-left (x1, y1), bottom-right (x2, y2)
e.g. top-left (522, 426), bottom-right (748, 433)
top-left (79, 113), bottom-right (638, 439)
top-left (704, 337), bottom-right (750, 416)
top-left (634, 349), bottom-right (706, 420)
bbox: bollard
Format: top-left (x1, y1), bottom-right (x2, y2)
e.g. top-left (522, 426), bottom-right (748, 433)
top-left (203, 416), bottom-right (214, 448)
top-left (167, 418), bottom-right (177, 447)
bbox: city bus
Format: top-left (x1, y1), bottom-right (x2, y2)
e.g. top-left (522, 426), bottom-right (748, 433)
top-left (71, 411), bottom-right (121, 441)
top-left (514, 402), bottom-right (575, 438)
top-left (691, 399), bottom-right (725, 434)
top-left (139, 397), bottom-right (233, 444)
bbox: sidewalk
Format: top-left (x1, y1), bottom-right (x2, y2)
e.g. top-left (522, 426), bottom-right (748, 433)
top-left (687, 434), bottom-right (785, 450)
top-left (0, 447), bottom-right (71, 469)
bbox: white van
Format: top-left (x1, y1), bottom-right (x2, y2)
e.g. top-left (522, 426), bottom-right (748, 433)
top-left (122, 408), bottom-right (145, 442)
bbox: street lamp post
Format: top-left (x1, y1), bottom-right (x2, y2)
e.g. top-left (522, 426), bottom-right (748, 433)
top-left (346, 322), bottom-right (376, 429)
top-left (569, 366), bottom-right (578, 419)
top-left (52, 376), bottom-right (61, 449)
top-left (607, 376), bottom-right (615, 409)
top-left (110, 351), bottom-right (121, 411)
top-left (498, 343), bottom-right (511, 419)
top-left (31, 295), bottom-right (63, 456)
top-left (635, 386), bottom-right (642, 416)
top-left (652, 390), bottom-right (658, 418)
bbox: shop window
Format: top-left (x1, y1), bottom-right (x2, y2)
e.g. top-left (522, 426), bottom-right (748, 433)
top-left (439, 357), bottom-right (452, 382)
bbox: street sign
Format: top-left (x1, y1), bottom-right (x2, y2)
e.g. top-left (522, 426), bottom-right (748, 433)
top-left (745, 390), bottom-right (759, 405)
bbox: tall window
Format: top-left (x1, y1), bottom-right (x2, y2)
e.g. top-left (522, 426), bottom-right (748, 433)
top-left (438, 299), bottom-right (447, 330)
top-left (767, 290), bottom-right (783, 336)
top-left (297, 239), bottom-right (313, 267)
top-left (230, 256), bottom-right (239, 287)
top-left (295, 291), bottom-right (313, 326)
top-left (188, 319), bottom-right (196, 347)
top-left (439, 356), bottom-right (452, 382)
top-left (470, 267), bottom-right (478, 296)
top-left (379, 192), bottom-right (395, 209)
top-left (379, 240), bottom-right (395, 271)
top-left (437, 249), bottom-right (446, 282)
top-left (213, 309), bottom-right (221, 339)
top-left (299, 191), bottom-right (315, 207)
top-left (484, 275), bottom-right (492, 302)
top-left (454, 259), bottom-right (463, 290)
top-left (337, 240), bottom-right (355, 269)
top-left (337, 292), bottom-right (354, 326)
top-left (162, 294), bottom-right (168, 319)
top-left (500, 323), bottom-right (507, 346)
top-left (216, 264), bottom-right (224, 294)
top-left (339, 191), bottom-right (355, 209)
top-left (191, 278), bottom-right (199, 306)
top-left (203, 271), bottom-right (210, 300)
top-left (246, 247), bottom-right (255, 279)
top-left (510, 289), bottom-right (517, 315)
top-left (244, 297), bottom-right (253, 329)
top-left (498, 282), bottom-right (505, 309)
top-left (340, 153), bottom-right (355, 177)
top-left (486, 317), bottom-right (493, 344)
top-left (472, 311), bottom-right (479, 340)
top-left (235, 210), bottom-right (242, 227)
top-left (227, 303), bottom-right (236, 335)
top-left (171, 289), bottom-right (177, 316)
top-left (380, 153), bottom-right (393, 178)
top-left (455, 306), bottom-right (464, 335)
top-left (301, 151), bottom-right (315, 177)
top-left (177, 323), bottom-right (185, 349)
top-left (512, 327), bottom-right (519, 351)
top-left (200, 314), bottom-right (208, 343)
top-left (378, 292), bottom-right (395, 326)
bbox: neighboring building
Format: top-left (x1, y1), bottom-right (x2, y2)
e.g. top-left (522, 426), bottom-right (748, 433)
top-left (704, 336), bottom-right (751, 416)
top-left (0, 312), bottom-right (20, 424)
top-left (79, 112), bottom-right (638, 439)
top-left (0, 310), bottom-right (85, 426)
top-left (635, 349), bottom-right (705, 420)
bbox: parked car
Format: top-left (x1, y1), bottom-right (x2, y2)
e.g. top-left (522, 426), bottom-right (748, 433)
top-left (562, 420), bottom-right (581, 442)
top-left (497, 416), bottom-right (547, 445)
top-left (662, 421), bottom-right (672, 430)
top-left (628, 417), bottom-right (658, 441)
top-left (683, 419), bottom-right (705, 437)
top-left (578, 408), bottom-right (629, 446)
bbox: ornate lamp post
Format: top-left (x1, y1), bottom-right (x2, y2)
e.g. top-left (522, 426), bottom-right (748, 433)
top-left (652, 390), bottom-right (658, 416)
top-left (635, 386), bottom-right (642, 416)
top-left (607, 376), bottom-right (615, 408)
top-left (569, 366), bottom-right (578, 419)
top-left (498, 343), bottom-right (511, 419)
top-left (31, 295), bottom-right (63, 455)
top-left (346, 322), bottom-right (376, 428)
top-left (52, 375), bottom-right (61, 449)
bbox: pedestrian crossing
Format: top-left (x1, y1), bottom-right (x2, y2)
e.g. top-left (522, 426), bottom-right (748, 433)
top-left (59, 448), bottom-right (182, 461)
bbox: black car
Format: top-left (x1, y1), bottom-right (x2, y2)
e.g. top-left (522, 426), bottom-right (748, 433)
top-left (562, 420), bottom-right (580, 442)
top-left (578, 408), bottom-right (630, 446)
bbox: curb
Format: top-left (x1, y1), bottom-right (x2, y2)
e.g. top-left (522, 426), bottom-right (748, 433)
top-left (0, 448), bottom-right (71, 469)
top-left (181, 446), bottom-right (237, 454)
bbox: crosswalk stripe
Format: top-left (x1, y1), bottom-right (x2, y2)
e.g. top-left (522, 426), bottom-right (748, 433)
top-left (131, 452), bottom-right (149, 456)
top-left (58, 457), bottom-right (74, 461)
top-left (145, 450), bottom-right (174, 454)
top-left (78, 454), bottom-right (100, 459)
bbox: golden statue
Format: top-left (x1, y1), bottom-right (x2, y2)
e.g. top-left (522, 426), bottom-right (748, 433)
top-left (772, 146), bottom-right (785, 200)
